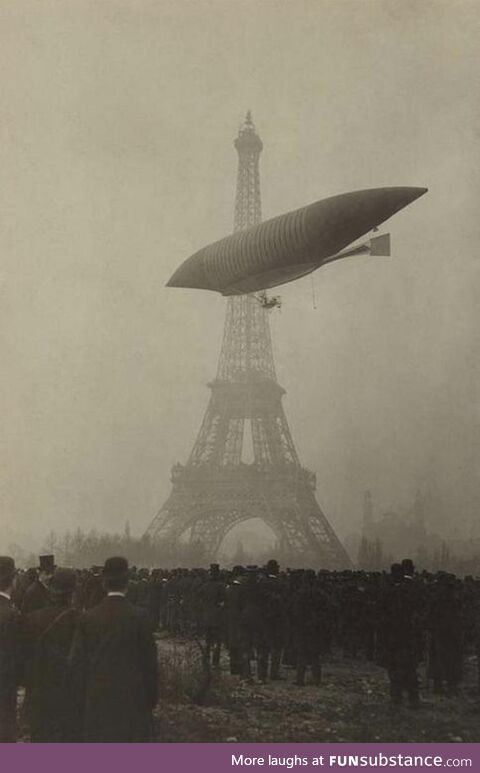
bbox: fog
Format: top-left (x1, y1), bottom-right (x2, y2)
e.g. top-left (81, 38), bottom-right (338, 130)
top-left (1, 0), bottom-right (479, 553)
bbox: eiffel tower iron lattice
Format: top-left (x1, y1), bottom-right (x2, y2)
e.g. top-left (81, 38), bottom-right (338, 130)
top-left (145, 112), bottom-right (351, 568)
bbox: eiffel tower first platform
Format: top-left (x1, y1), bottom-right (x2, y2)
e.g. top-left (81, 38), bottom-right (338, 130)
top-left (145, 113), bottom-right (351, 569)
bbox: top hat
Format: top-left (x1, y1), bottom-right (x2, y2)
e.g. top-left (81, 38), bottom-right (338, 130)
top-left (390, 562), bottom-right (403, 581)
top-left (39, 555), bottom-right (55, 574)
top-left (401, 558), bottom-right (415, 578)
top-left (0, 556), bottom-right (15, 581)
top-left (266, 559), bottom-right (279, 575)
top-left (103, 556), bottom-right (129, 579)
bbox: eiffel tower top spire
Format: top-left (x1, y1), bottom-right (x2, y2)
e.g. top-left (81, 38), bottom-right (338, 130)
top-left (216, 116), bottom-right (275, 383)
top-left (233, 112), bottom-right (263, 232)
top-left (234, 111), bottom-right (263, 155)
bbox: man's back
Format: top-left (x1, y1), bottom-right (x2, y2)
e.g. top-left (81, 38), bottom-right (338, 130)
top-left (69, 595), bottom-right (158, 742)
top-left (21, 580), bottom-right (50, 615)
top-left (22, 604), bottom-right (80, 742)
top-left (0, 595), bottom-right (18, 742)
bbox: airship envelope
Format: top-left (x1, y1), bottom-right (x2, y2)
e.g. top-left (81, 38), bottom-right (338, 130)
top-left (167, 187), bottom-right (427, 296)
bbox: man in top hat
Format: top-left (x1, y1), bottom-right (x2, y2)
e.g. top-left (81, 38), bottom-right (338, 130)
top-left (0, 556), bottom-right (19, 742)
top-left (69, 556), bottom-right (159, 742)
top-left (21, 555), bottom-right (55, 614)
top-left (202, 563), bottom-right (226, 669)
top-left (426, 572), bottom-right (463, 696)
top-left (256, 559), bottom-right (287, 683)
top-left (226, 565), bottom-right (245, 675)
top-left (20, 568), bottom-right (80, 741)
top-left (377, 562), bottom-right (424, 708)
top-left (292, 569), bottom-right (331, 686)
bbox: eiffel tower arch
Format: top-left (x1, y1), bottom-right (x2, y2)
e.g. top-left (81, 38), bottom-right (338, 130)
top-left (146, 113), bottom-right (351, 569)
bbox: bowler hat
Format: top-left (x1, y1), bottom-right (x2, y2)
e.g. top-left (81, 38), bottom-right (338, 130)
top-left (39, 555), bottom-right (55, 574)
top-left (103, 556), bottom-right (129, 578)
top-left (266, 559), bottom-right (279, 575)
top-left (0, 556), bottom-right (15, 581)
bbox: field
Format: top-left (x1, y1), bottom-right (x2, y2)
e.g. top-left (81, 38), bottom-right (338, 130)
top-left (154, 637), bottom-right (480, 744)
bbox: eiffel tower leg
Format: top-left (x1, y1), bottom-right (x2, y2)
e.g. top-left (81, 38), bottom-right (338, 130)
top-left (261, 484), bottom-right (352, 569)
top-left (190, 514), bottom-right (229, 558)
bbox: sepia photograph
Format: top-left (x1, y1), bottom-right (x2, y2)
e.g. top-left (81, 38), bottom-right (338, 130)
top-left (0, 0), bottom-right (479, 750)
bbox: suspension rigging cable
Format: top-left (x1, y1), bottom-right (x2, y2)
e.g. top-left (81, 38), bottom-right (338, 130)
top-left (311, 274), bottom-right (317, 310)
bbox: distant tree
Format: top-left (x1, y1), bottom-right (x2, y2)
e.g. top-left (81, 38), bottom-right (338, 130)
top-left (42, 530), bottom-right (58, 556)
top-left (59, 532), bottom-right (73, 566)
top-left (440, 541), bottom-right (451, 570)
top-left (373, 537), bottom-right (383, 570)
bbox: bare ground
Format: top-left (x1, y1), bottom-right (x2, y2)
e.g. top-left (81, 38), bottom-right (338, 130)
top-left (154, 637), bottom-right (480, 744)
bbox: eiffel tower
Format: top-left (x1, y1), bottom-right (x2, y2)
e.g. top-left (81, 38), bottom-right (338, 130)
top-left (146, 113), bottom-right (351, 568)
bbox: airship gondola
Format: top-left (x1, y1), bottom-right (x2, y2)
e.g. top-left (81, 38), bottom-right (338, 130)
top-left (167, 187), bottom-right (427, 296)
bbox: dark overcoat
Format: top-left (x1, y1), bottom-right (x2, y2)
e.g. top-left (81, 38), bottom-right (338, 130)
top-left (292, 585), bottom-right (331, 658)
top-left (377, 580), bottom-right (424, 669)
top-left (69, 595), bottom-right (159, 742)
top-left (82, 574), bottom-right (105, 610)
top-left (256, 575), bottom-right (287, 648)
top-left (0, 595), bottom-right (18, 742)
top-left (21, 605), bottom-right (80, 742)
top-left (21, 580), bottom-right (50, 615)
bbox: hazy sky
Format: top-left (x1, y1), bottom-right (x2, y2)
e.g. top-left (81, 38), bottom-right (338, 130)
top-left (1, 0), bottom-right (479, 550)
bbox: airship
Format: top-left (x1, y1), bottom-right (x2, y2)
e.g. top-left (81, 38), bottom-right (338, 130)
top-left (167, 187), bottom-right (427, 296)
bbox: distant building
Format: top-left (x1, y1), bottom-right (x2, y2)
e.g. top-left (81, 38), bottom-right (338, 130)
top-left (357, 489), bottom-right (438, 570)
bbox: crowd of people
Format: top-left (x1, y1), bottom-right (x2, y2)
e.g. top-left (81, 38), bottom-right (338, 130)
top-left (154, 558), bottom-right (473, 706)
top-left (0, 555), bottom-right (157, 743)
top-left (0, 552), bottom-right (478, 743)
